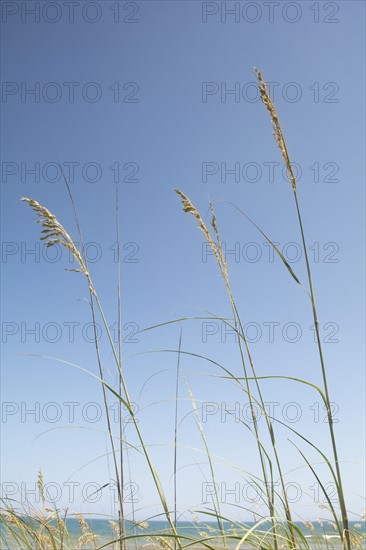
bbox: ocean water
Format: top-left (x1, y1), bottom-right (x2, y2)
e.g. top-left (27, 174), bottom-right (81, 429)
top-left (1, 519), bottom-right (365, 549)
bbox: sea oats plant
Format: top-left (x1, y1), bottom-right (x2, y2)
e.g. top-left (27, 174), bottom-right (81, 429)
top-left (19, 198), bottom-right (182, 549)
top-left (174, 69), bottom-right (352, 549)
top-left (2, 69), bottom-right (360, 550)
top-left (20, 196), bottom-right (128, 550)
top-left (254, 67), bottom-right (350, 549)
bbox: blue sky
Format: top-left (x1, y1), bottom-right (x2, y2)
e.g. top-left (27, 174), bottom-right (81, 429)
top-left (1, 0), bottom-right (365, 523)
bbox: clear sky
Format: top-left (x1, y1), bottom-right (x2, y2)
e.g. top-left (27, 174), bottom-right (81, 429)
top-left (1, 0), bottom-right (365, 523)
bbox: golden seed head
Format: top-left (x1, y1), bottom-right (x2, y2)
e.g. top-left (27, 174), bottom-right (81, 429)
top-left (253, 68), bottom-right (297, 192)
top-left (175, 190), bottom-right (230, 292)
top-left (21, 197), bottom-right (92, 288)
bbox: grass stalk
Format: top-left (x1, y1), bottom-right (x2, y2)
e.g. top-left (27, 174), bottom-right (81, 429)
top-left (254, 67), bottom-right (350, 549)
top-left (115, 178), bottom-right (126, 550)
top-left (59, 166), bottom-right (126, 534)
top-left (21, 195), bottom-right (182, 550)
top-left (173, 328), bottom-right (183, 548)
top-left (175, 191), bottom-right (281, 549)
top-left (186, 381), bottom-right (228, 550)
top-left (293, 189), bottom-right (350, 546)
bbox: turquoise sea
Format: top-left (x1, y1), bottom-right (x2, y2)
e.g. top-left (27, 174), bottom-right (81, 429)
top-left (1, 519), bottom-right (365, 549)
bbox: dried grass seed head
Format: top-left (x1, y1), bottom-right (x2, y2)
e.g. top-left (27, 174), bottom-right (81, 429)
top-left (254, 68), bottom-right (297, 192)
top-left (21, 197), bottom-right (90, 283)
